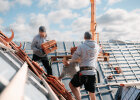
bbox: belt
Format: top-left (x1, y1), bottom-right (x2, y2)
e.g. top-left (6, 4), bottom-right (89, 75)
top-left (80, 66), bottom-right (94, 71)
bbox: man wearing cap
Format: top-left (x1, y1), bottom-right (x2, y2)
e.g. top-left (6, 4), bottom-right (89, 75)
top-left (31, 26), bottom-right (52, 75)
top-left (67, 32), bottom-right (100, 100)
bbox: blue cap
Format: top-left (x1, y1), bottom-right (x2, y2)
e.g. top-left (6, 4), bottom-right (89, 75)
top-left (39, 26), bottom-right (46, 32)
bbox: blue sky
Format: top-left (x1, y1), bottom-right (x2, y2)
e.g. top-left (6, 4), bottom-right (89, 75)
top-left (0, 0), bottom-right (140, 41)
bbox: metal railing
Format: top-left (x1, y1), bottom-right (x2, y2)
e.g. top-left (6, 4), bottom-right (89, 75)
top-left (0, 62), bottom-right (28, 100)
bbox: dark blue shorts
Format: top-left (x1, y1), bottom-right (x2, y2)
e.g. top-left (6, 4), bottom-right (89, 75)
top-left (70, 72), bottom-right (96, 93)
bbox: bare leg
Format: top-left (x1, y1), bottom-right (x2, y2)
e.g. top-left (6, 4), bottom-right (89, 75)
top-left (89, 92), bottom-right (96, 100)
top-left (69, 82), bottom-right (81, 100)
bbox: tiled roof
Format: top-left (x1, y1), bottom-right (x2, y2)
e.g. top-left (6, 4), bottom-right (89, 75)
top-left (1, 40), bottom-right (140, 100)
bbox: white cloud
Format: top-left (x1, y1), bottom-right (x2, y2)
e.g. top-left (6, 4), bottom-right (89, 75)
top-left (48, 9), bottom-right (79, 24)
top-left (39, 0), bottom-right (54, 6)
top-left (1, 1), bottom-right (140, 42)
top-left (108, 0), bottom-right (122, 5)
top-left (15, 0), bottom-right (32, 6)
top-left (29, 13), bottom-right (49, 29)
top-left (97, 9), bottom-right (127, 25)
top-left (97, 8), bottom-right (140, 40)
top-left (82, 7), bottom-right (91, 17)
top-left (58, 0), bottom-right (90, 9)
top-left (72, 17), bottom-right (90, 32)
top-left (49, 30), bottom-right (73, 41)
top-left (8, 17), bottom-right (30, 40)
top-left (16, 16), bottom-right (26, 24)
top-left (41, 0), bottom-right (101, 11)
top-left (49, 17), bottom-right (91, 41)
top-left (0, 0), bottom-right (10, 13)
top-left (96, 0), bottom-right (102, 4)
top-left (0, 18), bottom-right (4, 32)
top-left (69, 16), bottom-right (92, 40)
top-left (132, 9), bottom-right (140, 13)
top-left (0, 0), bottom-right (32, 13)
top-left (44, 16), bottom-right (91, 41)
top-left (4, 13), bottom-right (49, 41)
top-left (0, 18), bottom-right (4, 25)
top-left (59, 24), bottom-right (65, 29)
top-left (2, 8), bottom-right (140, 41)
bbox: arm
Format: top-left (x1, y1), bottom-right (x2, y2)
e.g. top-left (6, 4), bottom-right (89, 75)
top-left (31, 37), bottom-right (43, 53)
top-left (59, 67), bottom-right (66, 80)
top-left (63, 46), bottom-right (81, 65)
top-left (71, 46), bottom-right (81, 62)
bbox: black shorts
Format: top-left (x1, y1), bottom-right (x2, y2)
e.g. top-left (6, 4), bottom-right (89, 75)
top-left (70, 72), bottom-right (96, 93)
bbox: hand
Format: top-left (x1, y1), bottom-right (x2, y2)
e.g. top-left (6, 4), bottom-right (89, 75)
top-left (76, 58), bottom-right (81, 62)
top-left (63, 60), bottom-right (70, 66)
top-left (58, 77), bottom-right (62, 81)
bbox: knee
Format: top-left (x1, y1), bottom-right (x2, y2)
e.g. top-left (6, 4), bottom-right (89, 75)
top-left (89, 92), bottom-right (96, 99)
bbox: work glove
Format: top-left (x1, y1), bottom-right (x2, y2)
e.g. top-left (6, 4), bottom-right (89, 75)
top-left (63, 60), bottom-right (70, 66)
